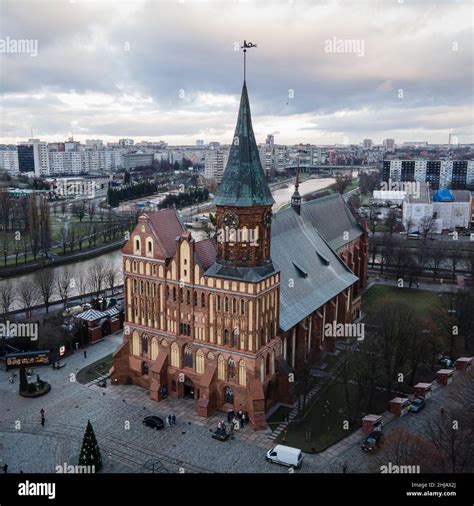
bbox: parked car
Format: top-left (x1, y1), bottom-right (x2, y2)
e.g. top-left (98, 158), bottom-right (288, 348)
top-left (437, 354), bottom-right (455, 368)
top-left (142, 415), bottom-right (165, 430)
top-left (62, 305), bottom-right (84, 318)
top-left (409, 397), bottom-right (426, 413)
top-left (266, 444), bottom-right (303, 469)
top-left (361, 431), bottom-right (383, 453)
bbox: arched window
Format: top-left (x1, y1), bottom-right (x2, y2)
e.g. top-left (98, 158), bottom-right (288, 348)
top-left (232, 298), bottom-right (237, 313)
top-left (186, 289), bottom-right (190, 305)
top-left (228, 358), bottom-right (236, 381)
top-left (239, 361), bottom-right (247, 386)
top-left (132, 332), bottom-right (140, 356)
top-left (179, 288), bottom-right (183, 303)
top-left (196, 350), bottom-right (204, 374)
top-left (194, 291), bottom-right (197, 306)
top-left (224, 329), bottom-right (229, 345)
top-left (240, 300), bottom-right (245, 315)
top-left (141, 334), bottom-right (148, 355)
top-left (217, 295), bottom-right (221, 311)
top-left (147, 238), bottom-right (153, 254)
top-left (224, 297), bottom-right (229, 312)
top-left (266, 354), bottom-right (270, 375)
top-left (173, 287), bottom-right (176, 301)
top-left (151, 338), bottom-right (158, 361)
top-left (270, 349), bottom-right (275, 375)
top-left (224, 386), bottom-right (234, 404)
top-left (184, 346), bottom-right (193, 368)
top-left (201, 293), bottom-right (205, 308)
top-left (171, 343), bottom-right (180, 368)
top-left (218, 355), bottom-right (225, 380)
top-left (231, 328), bottom-right (238, 347)
top-left (260, 360), bottom-right (265, 382)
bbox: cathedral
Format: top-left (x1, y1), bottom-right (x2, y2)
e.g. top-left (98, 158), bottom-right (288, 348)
top-left (111, 79), bottom-right (368, 429)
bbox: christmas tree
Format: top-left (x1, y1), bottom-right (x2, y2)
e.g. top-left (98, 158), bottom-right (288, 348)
top-left (19, 365), bottom-right (28, 393)
top-left (78, 420), bottom-right (102, 471)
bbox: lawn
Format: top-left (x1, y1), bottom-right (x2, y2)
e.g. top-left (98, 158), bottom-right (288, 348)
top-left (77, 353), bottom-right (114, 384)
top-left (362, 285), bottom-right (441, 320)
top-left (276, 379), bottom-right (388, 453)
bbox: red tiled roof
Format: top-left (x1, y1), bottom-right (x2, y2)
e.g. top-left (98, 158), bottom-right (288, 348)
top-left (194, 238), bottom-right (217, 270)
top-left (147, 209), bottom-right (185, 258)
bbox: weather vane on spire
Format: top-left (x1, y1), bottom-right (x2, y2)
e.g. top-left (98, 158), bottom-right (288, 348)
top-left (241, 40), bottom-right (257, 81)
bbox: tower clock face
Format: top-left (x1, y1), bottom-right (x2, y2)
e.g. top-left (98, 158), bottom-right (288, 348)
top-left (223, 211), bottom-right (239, 228)
top-left (264, 209), bottom-right (273, 228)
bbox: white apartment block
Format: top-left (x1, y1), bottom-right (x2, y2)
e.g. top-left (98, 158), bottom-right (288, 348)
top-left (204, 147), bottom-right (229, 181)
top-left (0, 149), bottom-right (19, 175)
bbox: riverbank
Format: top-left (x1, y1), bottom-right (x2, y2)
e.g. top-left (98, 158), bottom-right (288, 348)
top-left (0, 238), bottom-right (126, 280)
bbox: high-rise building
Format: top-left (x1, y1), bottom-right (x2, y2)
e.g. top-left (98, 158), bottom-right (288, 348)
top-left (18, 139), bottom-right (49, 176)
top-left (196, 140), bottom-right (205, 146)
top-left (383, 139), bottom-right (395, 152)
top-left (204, 146), bottom-right (229, 181)
top-left (0, 149), bottom-right (19, 175)
top-left (383, 159), bottom-right (474, 190)
top-left (266, 134), bottom-right (274, 146)
top-left (362, 139), bottom-right (373, 149)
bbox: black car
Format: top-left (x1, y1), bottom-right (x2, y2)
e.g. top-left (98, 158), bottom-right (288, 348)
top-left (361, 431), bottom-right (383, 453)
top-left (143, 415), bottom-right (165, 430)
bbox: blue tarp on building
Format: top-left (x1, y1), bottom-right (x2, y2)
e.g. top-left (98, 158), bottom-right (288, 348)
top-left (433, 188), bottom-right (454, 202)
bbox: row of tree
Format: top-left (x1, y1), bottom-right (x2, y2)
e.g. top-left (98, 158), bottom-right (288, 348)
top-left (0, 259), bottom-right (122, 319)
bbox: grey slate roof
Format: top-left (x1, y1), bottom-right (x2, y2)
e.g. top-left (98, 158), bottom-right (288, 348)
top-left (272, 206), bottom-right (359, 332)
top-left (299, 193), bottom-right (364, 251)
top-left (214, 81), bottom-right (274, 207)
top-left (205, 260), bottom-right (276, 283)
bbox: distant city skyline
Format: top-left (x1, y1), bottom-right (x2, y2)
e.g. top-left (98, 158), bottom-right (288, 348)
top-left (0, 0), bottom-right (473, 145)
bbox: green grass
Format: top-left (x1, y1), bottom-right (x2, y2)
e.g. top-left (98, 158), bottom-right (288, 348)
top-left (363, 285), bottom-right (440, 319)
top-left (82, 353), bottom-right (114, 383)
top-left (277, 380), bottom-right (388, 453)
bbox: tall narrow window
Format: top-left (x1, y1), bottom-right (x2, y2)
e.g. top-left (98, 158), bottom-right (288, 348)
top-left (201, 293), bottom-right (205, 308)
top-left (184, 346), bottom-right (193, 368)
top-left (224, 329), bottom-right (229, 345)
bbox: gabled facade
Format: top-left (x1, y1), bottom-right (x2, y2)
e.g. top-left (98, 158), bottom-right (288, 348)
top-left (112, 80), bottom-right (369, 429)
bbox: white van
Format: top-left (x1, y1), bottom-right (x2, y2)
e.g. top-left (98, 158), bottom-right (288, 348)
top-left (266, 445), bottom-right (303, 469)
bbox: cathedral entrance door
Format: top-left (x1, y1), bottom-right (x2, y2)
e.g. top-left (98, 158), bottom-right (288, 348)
top-left (183, 377), bottom-right (195, 399)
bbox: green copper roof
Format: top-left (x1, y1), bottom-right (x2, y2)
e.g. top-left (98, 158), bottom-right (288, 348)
top-left (214, 81), bottom-right (274, 207)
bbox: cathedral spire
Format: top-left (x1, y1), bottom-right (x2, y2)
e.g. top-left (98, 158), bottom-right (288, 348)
top-left (291, 165), bottom-right (301, 215)
top-left (214, 80), bottom-right (274, 207)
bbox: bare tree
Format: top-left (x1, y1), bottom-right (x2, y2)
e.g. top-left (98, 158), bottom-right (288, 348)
top-left (334, 172), bottom-right (352, 194)
top-left (89, 260), bottom-right (106, 296)
top-left (34, 269), bottom-right (56, 313)
top-left (75, 269), bottom-right (89, 302)
top-left (16, 280), bottom-right (38, 318)
top-left (0, 280), bottom-right (15, 321)
top-left (105, 262), bottom-right (120, 295)
top-left (57, 267), bottom-right (74, 309)
top-left (428, 248), bottom-right (445, 280)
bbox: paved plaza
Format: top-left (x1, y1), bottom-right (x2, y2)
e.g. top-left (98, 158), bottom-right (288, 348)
top-left (0, 332), bottom-right (465, 474)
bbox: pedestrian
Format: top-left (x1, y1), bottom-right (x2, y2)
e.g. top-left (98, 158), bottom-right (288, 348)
top-left (3, 463), bottom-right (7, 473)
top-left (229, 423), bottom-right (234, 436)
top-left (41, 416), bottom-right (45, 426)
top-left (239, 417), bottom-right (244, 429)
top-left (167, 415), bottom-right (171, 426)
top-left (172, 414), bottom-right (176, 425)
top-left (440, 407), bottom-right (445, 416)
top-left (83, 350), bottom-right (87, 359)
top-left (40, 408), bottom-right (45, 418)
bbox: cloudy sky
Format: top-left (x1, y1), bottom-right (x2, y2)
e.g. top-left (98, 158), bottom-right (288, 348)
top-left (0, 0), bottom-right (472, 145)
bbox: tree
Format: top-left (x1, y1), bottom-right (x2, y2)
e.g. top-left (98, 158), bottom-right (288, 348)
top-left (89, 260), bottom-right (106, 296)
top-left (428, 248), bottom-right (445, 280)
top-left (384, 209), bottom-right (398, 237)
top-left (19, 365), bottom-right (28, 393)
top-left (105, 262), bottom-right (120, 295)
top-left (16, 280), bottom-right (38, 318)
top-left (372, 301), bottom-right (413, 402)
top-left (34, 270), bottom-right (56, 313)
top-left (57, 267), bottom-right (73, 309)
top-left (0, 280), bottom-right (15, 321)
top-left (334, 172), bottom-right (352, 194)
top-left (78, 420), bottom-right (102, 471)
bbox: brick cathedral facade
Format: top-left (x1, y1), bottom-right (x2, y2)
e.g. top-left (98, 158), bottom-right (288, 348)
top-left (112, 80), bottom-right (368, 429)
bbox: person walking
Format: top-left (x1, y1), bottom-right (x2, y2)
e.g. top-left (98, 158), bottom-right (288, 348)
top-left (40, 408), bottom-right (45, 426)
top-left (171, 414), bottom-right (176, 425)
top-left (83, 350), bottom-right (87, 359)
top-left (3, 463), bottom-right (8, 473)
